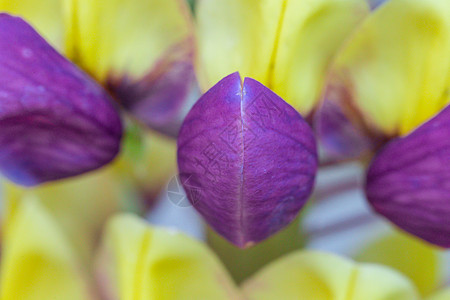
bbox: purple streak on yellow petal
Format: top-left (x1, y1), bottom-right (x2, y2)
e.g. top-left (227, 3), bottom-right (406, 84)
top-left (366, 105), bottom-right (450, 248)
top-left (177, 73), bottom-right (318, 247)
top-left (369, 0), bottom-right (387, 10)
top-left (0, 14), bottom-right (122, 186)
top-left (315, 85), bottom-right (385, 161)
top-left (110, 38), bottom-right (199, 137)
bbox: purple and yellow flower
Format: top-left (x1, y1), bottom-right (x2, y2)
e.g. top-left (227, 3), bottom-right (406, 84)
top-left (176, 0), bottom-right (372, 247)
top-left (316, 0), bottom-right (450, 247)
top-left (0, 0), bottom-right (194, 187)
top-left (0, 0), bottom-right (448, 298)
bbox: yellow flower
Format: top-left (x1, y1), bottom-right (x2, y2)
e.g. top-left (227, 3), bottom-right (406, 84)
top-left (0, 0), bottom-right (197, 138)
top-left (0, 0), bottom-right (191, 196)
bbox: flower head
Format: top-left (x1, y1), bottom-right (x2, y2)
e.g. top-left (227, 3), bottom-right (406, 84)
top-left (316, 0), bottom-right (450, 247)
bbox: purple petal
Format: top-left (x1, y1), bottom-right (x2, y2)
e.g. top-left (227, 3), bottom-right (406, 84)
top-left (110, 39), bottom-right (199, 138)
top-left (177, 73), bottom-right (318, 247)
top-left (366, 105), bottom-right (450, 247)
top-left (314, 85), bottom-right (386, 162)
top-left (315, 97), bottom-right (373, 161)
top-left (0, 14), bottom-right (122, 186)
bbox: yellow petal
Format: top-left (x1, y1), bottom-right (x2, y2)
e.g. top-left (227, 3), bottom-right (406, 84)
top-left (270, 0), bottom-right (368, 113)
top-left (196, 0), bottom-right (368, 114)
top-left (196, 0), bottom-right (285, 87)
top-left (3, 165), bottom-right (127, 267)
top-left (356, 230), bottom-right (442, 296)
top-left (64, 0), bottom-right (193, 82)
top-left (0, 198), bottom-right (92, 300)
top-left (0, 0), bottom-right (64, 48)
top-left (241, 251), bottom-right (419, 300)
top-left (331, 0), bottom-right (450, 135)
top-left (427, 288), bottom-right (450, 300)
top-left (96, 214), bottom-right (243, 300)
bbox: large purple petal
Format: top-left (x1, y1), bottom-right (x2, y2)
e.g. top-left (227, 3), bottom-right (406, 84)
top-left (0, 14), bottom-right (122, 186)
top-left (366, 105), bottom-right (450, 247)
top-left (177, 73), bottom-right (318, 247)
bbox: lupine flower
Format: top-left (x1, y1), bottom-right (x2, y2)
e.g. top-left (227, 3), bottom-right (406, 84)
top-left (1, 0), bottom-right (448, 298)
top-left (63, 0), bottom-right (198, 137)
top-left (0, 0), bottom-right (194, 186)
top-left (180, 0), bottom-right (371, 246)
top-left (1, 196), bottom-right (421, 300)
top-left (316, 0), bottom-right (450, 247)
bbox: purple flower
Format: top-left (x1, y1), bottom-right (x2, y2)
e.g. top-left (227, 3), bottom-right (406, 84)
top-left (0, 14), bottom-right (122, 186)
top-left (177, 73), bottom-right (318, 247)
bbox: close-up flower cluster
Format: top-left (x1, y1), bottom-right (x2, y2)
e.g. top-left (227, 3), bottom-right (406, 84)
top-left (0, 0), bottom-right (449, 299)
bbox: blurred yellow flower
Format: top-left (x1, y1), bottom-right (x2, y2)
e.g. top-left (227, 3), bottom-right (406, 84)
top-left (0, 198), bottom-right (423, 300)
top-left (3, 165), bottom-right (128, 269)
top-left (356, 230), bottom-right (443, 296)
top-left (1, 196), bottom-right (94, 300)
